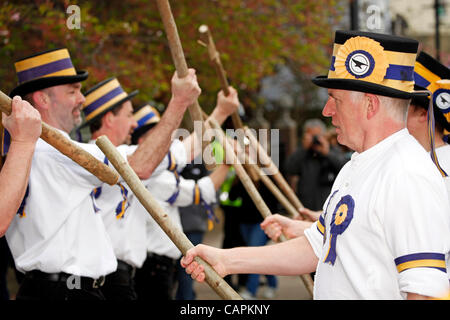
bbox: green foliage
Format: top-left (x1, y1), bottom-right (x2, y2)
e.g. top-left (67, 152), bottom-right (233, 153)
top-left (0, 0), bottom-right (344, 112)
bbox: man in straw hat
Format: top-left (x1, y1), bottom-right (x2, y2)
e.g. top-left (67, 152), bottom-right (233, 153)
top-left (81, 78), bottom-right (237, 300)
top-left (0, 97), bottom-right (41, 237)
top-left (129, 102), bottom-right (235, 300)
top-left (180, 30), bottom-right (450, 299)
top-left (78, 77), bottom-right (146, 300)
top-left (4, 48), bottom-right (201, 300)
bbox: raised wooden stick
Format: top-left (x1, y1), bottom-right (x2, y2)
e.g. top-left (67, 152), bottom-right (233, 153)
top-left (198, 25), bottom-right (309, 220)
top-left (156, 0), bottom-right (215, 170)
top-left (201, 110), bottom-right (298, 219)
top-left (244, 126), bottom-right (309, 219)
top-left (198, 25), bottom-right (243, 130)
top-left (207, 118), bottom-right (314, 298)
top-left (198, 24), bottom-right (260, 182)
top-left (96, 135), bottom-right (242, 300)
top-left (0, 91), bottom-right (119, 185)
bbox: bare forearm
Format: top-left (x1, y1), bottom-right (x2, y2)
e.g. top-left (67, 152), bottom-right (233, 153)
top-left (0, 142), bottom-right (35, 236)
top-left (224, 235), bottom-right (318, 276)
top-left (129, 97), bottom-right (186, 179)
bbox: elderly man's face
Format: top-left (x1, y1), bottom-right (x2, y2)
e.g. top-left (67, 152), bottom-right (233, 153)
top-left (322, 89), bottom-right (365, 152)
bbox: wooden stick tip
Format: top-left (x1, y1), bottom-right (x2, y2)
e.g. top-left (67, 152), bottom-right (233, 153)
top-left (198, 24), bottom-right (209, 33)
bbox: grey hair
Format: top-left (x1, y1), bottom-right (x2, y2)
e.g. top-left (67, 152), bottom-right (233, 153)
top-left (378, 95), bottom-right (410, 123)
top-left (351, 91), bottom-right (410, 124)
top-left (302, 118), bottom-right (326, 134)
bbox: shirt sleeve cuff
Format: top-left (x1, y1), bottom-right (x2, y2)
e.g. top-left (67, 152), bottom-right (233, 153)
top-left (197, 177), bottom-right (217, 204)
top-left (398, 267), bottom-right (450, 298)
top-left (304, 222), bottom-right (323, 260)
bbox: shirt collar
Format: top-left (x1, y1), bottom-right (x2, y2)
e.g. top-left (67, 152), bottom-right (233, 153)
top-left (350, 128), bottom-right (409, 165)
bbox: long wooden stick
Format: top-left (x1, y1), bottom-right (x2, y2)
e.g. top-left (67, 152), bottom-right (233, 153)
top-left (201, 110), bottom-right (298, 219)
top-left (244, 126), bottom-right (308, 218)
top-left (198, 25), bottom-right (243, 130)
top-left (208, 118), bottom-right (314, 298)
top-left (0, 91), bottom-right (119, 185)
top-left (95, 135), bottom-right (242, 300)
top-left (198, 25), bottom-right (260, 182)
top-left (256, 167), bottom-right (299, 219)
top-left (156, 0), bottom-right (215, 170)
top-left (198, 25), bottom-right (309, 220)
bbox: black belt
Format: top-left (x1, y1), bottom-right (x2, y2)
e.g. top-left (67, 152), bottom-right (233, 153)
top-left (116, 260), bottom-right (136, 278)
top-left (25, 270), bottom-right (105, 289)
top-left (147, 252), bottom-right (177, 266)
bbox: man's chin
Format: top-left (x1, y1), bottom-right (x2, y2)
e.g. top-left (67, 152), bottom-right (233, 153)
top-left (73, 116), bottom-right (82, 127)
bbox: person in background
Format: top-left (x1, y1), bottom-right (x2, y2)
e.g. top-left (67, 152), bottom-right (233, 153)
top-left (284, 118), bottom-right (347, 211)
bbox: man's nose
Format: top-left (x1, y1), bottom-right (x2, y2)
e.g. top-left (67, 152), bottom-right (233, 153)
top-left (322, 98), bottom-right (335, 117)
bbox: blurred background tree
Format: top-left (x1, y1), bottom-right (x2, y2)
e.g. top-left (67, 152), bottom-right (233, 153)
top-left (0, 0), bottom-right (344, 120)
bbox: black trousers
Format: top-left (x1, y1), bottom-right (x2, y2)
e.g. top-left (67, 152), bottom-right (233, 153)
top-left (16, 271), bottom-right (105, 301)
top-left (134, 253), bottom-right (177, 300)
top-left (101, 260), bottom-right (137, 300)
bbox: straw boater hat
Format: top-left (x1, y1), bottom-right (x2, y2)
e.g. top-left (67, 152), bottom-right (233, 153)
top-left (312, 30), bottom-right (428, 99)
top-left (81, 77), bottom-right (138, 128)
top-left (131, 104), bottom-right (161, 145)
top-left (4, 48), bottom-right (88, 155)
top-left (10, 48), bottom-right (88, 97)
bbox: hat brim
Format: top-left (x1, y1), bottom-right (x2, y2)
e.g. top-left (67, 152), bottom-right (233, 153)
top-left (9, 70), bottom-right (89, 98)
top-left (312, 76), bottom-right (429, 99)
top-left (410, 84), bottom-right (430, 109)
top-left (79, 90), bottom-right (139, 128)
top-left (131, 122), bottom-right (157, 145)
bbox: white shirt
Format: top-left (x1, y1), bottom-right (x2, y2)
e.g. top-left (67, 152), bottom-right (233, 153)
top-left (436, 144), bottom-right (450, 203)
top-left (89, 142), bottom-right (169, 269)
top-left (305, 129), bottom-right (450, 299)
top-left (5, 131), bottom-right (131, 279)
top-left (130, 140), bottom-right (216, 260)
top-left (436, 144), bottom-right (450, 281)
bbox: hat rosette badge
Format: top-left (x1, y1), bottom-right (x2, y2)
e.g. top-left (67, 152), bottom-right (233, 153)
top-left (434, 80), bottom-right (450, 123)
top-left (334, 36), bottom-right (389, 83)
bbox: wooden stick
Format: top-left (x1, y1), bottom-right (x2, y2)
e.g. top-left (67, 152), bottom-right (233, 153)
top-left (95, 135), bottom-right (242, 300)
top-left (0, 91), bottom-right (119, 185)
top-left (244, 126), bottom-right (309, 219)
top-left (256, 167), bottom-right (299, 219)
top-left (198, 25), bottom-right (243, 130)
top-left (201, 110), bottom-right (298, 219)
top-left (197, 26), bottom-right (309, 220)
top-left (208, 118), bottom-right (314, 298)
top-left (198, 25), bottom-right (260, 181)
top-left (156, 0), bottom-right (215, 170)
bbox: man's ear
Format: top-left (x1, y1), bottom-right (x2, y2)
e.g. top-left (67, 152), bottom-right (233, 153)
top-left (409, 105), bottom-right (428, 123)
top-left (102, 111), bottom-right (115, 128)
top-left (365, 94), bottom-right (380, 120)
top-left (417, 106), bottom-right (428, 123)
top-left (32, 90), bottom-right (51, 110)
